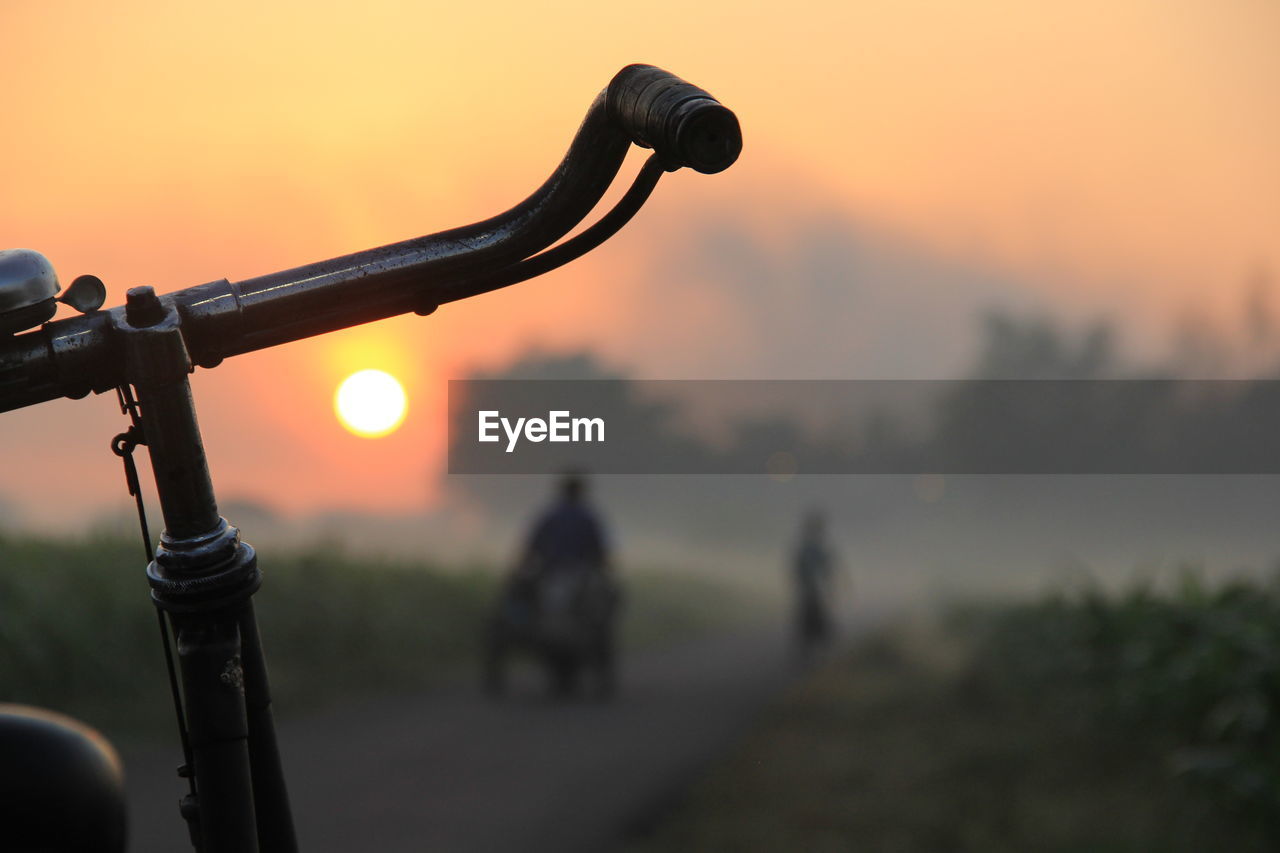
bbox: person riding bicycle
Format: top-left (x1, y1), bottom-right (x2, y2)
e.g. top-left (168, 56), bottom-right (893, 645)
top-left (791, 509), bottom-right (840, 652)
top-left (517, 472), bottom-right (611, 580)
top-left (487, 472), bottom-right (620, 696)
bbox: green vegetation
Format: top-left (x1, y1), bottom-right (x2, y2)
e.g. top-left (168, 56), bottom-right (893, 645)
top-left (966, 573), bottom-right (1280, 840)
top-left (0, 534), bottom-right (494, 733)
top-left (631, 572), bottom-right (1280, 852)
top-left (621, 569), bottom-right (770, 648)
top-left (0, 532), bottom-right (759, 737)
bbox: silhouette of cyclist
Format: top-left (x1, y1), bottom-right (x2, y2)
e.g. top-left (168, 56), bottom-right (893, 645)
top-left (791, 509), bottom-right (839, 652)
top-left (518, 472), bottom-right (610, 579)
top-left (488, 472), bottom-right (619, 697)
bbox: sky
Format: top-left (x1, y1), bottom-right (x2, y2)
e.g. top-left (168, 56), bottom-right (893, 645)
top-left (0, 0), bottom-right (1276, 527)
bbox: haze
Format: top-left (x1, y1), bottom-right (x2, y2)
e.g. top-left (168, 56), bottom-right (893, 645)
top-left (1, 0), bottom-right (1275, 527)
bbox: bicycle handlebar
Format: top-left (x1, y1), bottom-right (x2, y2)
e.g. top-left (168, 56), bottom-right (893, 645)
top-left (0, 65), bottom-right (740, 413)
top-left (607, 65), bottom-right (742, 174)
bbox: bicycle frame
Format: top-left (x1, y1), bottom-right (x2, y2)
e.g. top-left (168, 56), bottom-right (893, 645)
top-left (0, 65), bottom-right (740, 852)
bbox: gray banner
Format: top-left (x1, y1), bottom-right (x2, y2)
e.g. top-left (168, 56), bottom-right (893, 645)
top-left (447, 380), bottom-right (1280, 475)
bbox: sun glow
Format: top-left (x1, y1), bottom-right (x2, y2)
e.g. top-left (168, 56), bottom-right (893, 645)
top-left (334, 369), bottom-right (408, 438)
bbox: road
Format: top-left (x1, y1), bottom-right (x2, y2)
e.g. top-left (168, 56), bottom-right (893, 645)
top-left (121, 625), bottom-right (795, 852)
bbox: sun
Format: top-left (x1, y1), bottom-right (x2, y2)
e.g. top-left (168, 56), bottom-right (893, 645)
top-left (334, 369), bottom-right (408, 438)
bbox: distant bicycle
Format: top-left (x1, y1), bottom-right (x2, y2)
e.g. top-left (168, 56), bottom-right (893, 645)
top-left (484, 567), bottom-right (620, 698)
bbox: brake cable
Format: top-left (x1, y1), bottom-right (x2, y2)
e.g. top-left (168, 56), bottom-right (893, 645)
top-left (89, 153), bottom-right (660, 831)
top-left (442, 153), bottom-right (667, 304)
top-left (98, 154), bottom-right (662, 789)
top-left (112, 384), bottom-right (198, 804)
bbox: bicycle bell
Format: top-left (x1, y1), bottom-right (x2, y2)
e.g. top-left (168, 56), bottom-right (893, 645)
top-left (0, 248), bottom-right (106, 335)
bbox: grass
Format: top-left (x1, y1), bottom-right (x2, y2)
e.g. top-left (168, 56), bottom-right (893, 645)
top-left (0, 534), bottom-right (496, 734)
top-left (0, 531), bottom-right (761, 739)
top-left (622, 568), bottom-right (770, 648)
top-left (629, 576), bottom-right (1280, 852)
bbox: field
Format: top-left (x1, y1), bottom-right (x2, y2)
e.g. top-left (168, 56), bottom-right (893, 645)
top-left (630, 572), bottom-right (1280, 852)
top-left (0, 532), bottom-right (761, 736)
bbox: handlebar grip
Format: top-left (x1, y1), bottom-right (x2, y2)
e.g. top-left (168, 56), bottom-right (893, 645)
top-left (607, 65), bottom-right (742, 174)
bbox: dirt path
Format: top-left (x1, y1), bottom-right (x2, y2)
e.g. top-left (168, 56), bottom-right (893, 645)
top-left (121, 625), bottom-right (796, 852)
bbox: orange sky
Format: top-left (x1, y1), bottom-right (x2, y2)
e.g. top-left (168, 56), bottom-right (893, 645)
top-left (1, 0), bottom-right (1276, 524)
